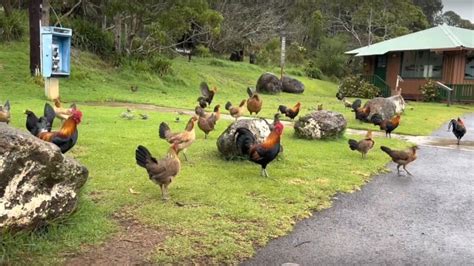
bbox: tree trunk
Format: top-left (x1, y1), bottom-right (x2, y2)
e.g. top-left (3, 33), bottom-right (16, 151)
top-left (114, 14), bottom-right (122, 55)
top-left (41, 0), bottom-right (49, 26)
top-left (1, 0), bottom-right (13, 17)
top-left (29, 0), bottom-right (42, 76)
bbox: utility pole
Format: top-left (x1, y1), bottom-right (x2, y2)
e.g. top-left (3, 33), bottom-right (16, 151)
top-left (29, 0), bottom-right (42, 76)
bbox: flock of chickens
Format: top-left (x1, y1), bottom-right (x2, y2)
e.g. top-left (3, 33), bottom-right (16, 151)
top-left (0, 84), bottom-right (468, 201)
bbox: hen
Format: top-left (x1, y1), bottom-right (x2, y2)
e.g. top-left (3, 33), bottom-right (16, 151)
top-left (0, 100), bottom-right (11, 124)
top-left (448, 118), bottom-right (466, 145)
top-left (25, 103), bottom-right (56, 136)
top-left (195, 106), bottom-right (218, 139)
top-left (381, 145), bottom-right (418, 176)
top-left (135, 144), bottom-right (180, 200)
top-left (37, 109), bottom-right (83, 153)
top-left (53, 98), bottom-right (76, 123)
top-left (372, 114), bottom-right (401, 138)
top-left (348, 130), bottom-right (375, 158)
top-left (246, 87), bottom-right (262, 116)
top-left (159, 116), bottom-right (197, 161)
top-left (278, 102), bottom-right (301, 120)
top-left (225, 100), bottom-right (246, 120)
top-left (197, 82), bottom-right (217, 108)
top-left (342, 97), bottom-right (352, 109)
top-left (235, 114), bottom-right (284, 177)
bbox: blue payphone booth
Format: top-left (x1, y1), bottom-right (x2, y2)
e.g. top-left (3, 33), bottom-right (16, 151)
top-left (41, 26), bottom-right (72, 78)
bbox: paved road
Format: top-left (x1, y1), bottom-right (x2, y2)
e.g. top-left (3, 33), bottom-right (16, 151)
top-left (243, 115), bottom-right (474, 265)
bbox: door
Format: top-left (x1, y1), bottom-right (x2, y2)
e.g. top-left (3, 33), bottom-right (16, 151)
top-left (374, 55), bottom-right (390, 96)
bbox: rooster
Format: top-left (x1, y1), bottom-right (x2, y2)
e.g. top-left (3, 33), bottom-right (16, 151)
top-left (25, 103), bottom-right (56, 136)
top-left (278, 102), bottom-right (301, 120)
top-left (197, 82), bottom-right (217, 108)
top-left (448, 118), bottom-right (466, 145)
top-left (336, 90), bottom-right (344, 101)
top-left (372, 114), bottom-right (401, 138)
top-left (53, 98), bottom-right (76, 123)
top-left (381, 145), bottom-right (418, 176)
top-left (195, 106), bottom-right (218, 139)
top-left (0, 100), bottom-right (11, 124)
top-left (36, 109), bottom-right (83, 153)
top-left (235, 113), bottom-right (284, 177)
top-left (246, 87), bottom-right (262, 116)
top-left (135, 144), bottom-right (180, 200)
top-left (159, 116), bottom-right (197, 161)
top-left (352, 99), bottom-right (370, 122)
top-left (225, 100), bottom-right (246, 120)
top-left (348, 130), bottom-right (375, 158)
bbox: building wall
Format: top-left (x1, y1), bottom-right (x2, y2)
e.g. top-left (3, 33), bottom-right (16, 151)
top-left (386, 52), bottom-right (402, 95)
top-left (443, 50), bottom-right (474, 85)
top-left (363, 56), bottom-right (374, 75)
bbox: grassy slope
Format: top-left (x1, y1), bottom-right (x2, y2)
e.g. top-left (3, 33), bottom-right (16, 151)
top-left (0, 40), bottom-right (472, 263)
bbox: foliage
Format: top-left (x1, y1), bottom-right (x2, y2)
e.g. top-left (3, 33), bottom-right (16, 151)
top-left (194, 44), bottom-right (211, 57)
top-left (255, 38), bottom-right (280, 66)
top-left (314, 36), bottom-right (349, 78)
top-left (148, 56), bottom-right (173, 76)
top-left (339, 75), bottom-right (380, 98)
top-left (419, 79), bottom-right (441, 102)
top-left (286, 42), bottom-right (307, 65)
top-left (412, 0), bottom-right (443, 25)
top-left (437, 11), bottom-right (474, 30)
top-left (0, 11), bottom-right (25, 42)
top-left (65, 18), bottom-right (114, 58)
top-left (304, 61), bottom-right (323, 79)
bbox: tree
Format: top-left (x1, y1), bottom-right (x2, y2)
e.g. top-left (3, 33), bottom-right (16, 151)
top-left (413, 0), bottom-right (443, 25)
top-left (439, 11), bottom-right (474, 29)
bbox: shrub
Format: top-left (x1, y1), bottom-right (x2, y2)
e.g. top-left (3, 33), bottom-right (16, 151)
top-left (339, 75), bottom-right (380, 98)
top-left (286, 42), bottom-right (306, 65)
top-left (194, 44), bottom-right (211, 57)
top-left (304, 61), bottom-right (323, 79)
top-left (65, 18), bottom-right (114, 58)
top-left (0, 11), bottom-right (26, 42)
top-left (148, 56), bottom-right (173, 76)
top-left (315, 35), bottom-right (349, 78)
top-left (419, 79), bottom-right (441, 102)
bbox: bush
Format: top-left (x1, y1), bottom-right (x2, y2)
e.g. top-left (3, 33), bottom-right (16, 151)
top-left (304, 61), bottom-right (323, 79)
top-left (315, 35), bottom-right (349, 78)
top-left (65, 18), bottom-right (114, 58)
top-left (0, 11), bottom-right (26, 42)
top-left (286, 42), bottom-right (306, 65)
top-left (339, 75), bottom-right (380, 98)
top-left (419, 79), bottom-right (441, 102)
top-left (148, 56), bottom-right (173, 76)
top-left (194, 44), bottom-right (211, 57)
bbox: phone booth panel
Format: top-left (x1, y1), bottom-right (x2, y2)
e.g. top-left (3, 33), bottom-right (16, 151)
top-left (41, 26), bottom-right (72, 78)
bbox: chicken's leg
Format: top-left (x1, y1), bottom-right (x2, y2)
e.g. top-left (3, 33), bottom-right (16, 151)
top-left (160, 184), bottom-right (165, 200)
top-left (403, 165), bottom-right (413, 176)
top-left (263, 168), bottom-right (269, 178)
top-left (396, 164), bottom-right (401, 176)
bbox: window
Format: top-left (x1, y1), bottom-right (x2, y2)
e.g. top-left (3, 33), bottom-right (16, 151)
top-left (401, 50), bottom-right (443, 78)
top-left (465, 55), bottom-right (474, 80)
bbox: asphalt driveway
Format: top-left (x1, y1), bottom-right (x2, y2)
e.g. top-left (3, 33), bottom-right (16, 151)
top-left (243, 114), bottom-right (474, 265)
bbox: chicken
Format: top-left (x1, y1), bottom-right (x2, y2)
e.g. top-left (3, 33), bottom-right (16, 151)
top-left (25, 103), bottom-right (56, 136)
top-left (225, 100), bottom-right (246, 120)
top-left (380, 145), bottom-right (418, 176)
top-left (342, 97), bottom-right (352, 109)
top-left (348, 130), bottom-right (375, 158)
top-left (53, 98), bottom-right (76, 123)
top-left (246, 87), bottom-right (262, 116)
top-left (130, 85), bottom-right (138, 92)
top-left (317, 104), bottom-right (323, 111)
top-left (448, 118), bottom-right (466, 145)
top-left (351, 99), bottom-right (370, 122)
top-left (372, 114), bottom-right (401, 138)
top-left (135, 144), bottom-right (180, 200)
top-left (336, 91), bottom-right (344, 101)
top-left (159, 116), bottom-right (197, 161)
top-left (36, 109), bottom-right (83, 153)
top-left (235, 113), bottom-right (284, 177)
top-left (195, 106), bottom-right (218, 139)
top-left (278, 102), bottom-right (301, 120)
top-left (0, 100), bottom-right (11, 124)
top-left (197, 82), bottom-right (217, 108)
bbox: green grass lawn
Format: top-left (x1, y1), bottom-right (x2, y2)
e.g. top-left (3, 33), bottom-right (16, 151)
top-left (0, 40), bottom-right (473, 264)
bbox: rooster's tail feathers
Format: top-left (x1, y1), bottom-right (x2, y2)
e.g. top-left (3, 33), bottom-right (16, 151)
top-left (44, 103), bottom-right (56, 131)
top-left (352, 99), bottom-right (362, 111)
top-left (225, 101), bottom-right (232, 110)
top-left (235, 128), bottom-right (256, 156)
top-left (380, 146), bottom-right (392, 155)
top-left (348, 139), bottom-right (359, 150)
top-left (136, 145), bottom-right (152, 168)
top-left (371, 113), bottom-right (384, 126)
top-left (159, 122), bottom-right (170, 139)
top-left (4, 100), bottom-right (10, 111)
top-left (247, 87), bottom-right (254, 97)
top-left (278, 105), bottom-right (288, 114)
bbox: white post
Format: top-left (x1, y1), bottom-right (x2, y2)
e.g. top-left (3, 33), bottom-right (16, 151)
top-left (280, 33), bottom-right (286, 80)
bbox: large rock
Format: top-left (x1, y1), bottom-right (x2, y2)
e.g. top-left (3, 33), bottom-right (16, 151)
top-left (217, 118), bottom-right (272, 159)
top-left (281, 75), bottom-right (305, 94)
top-left (363, 97), bottom-right (397, 120)
top-left (387, 94), bottom-right (406, 114)
top-left (294, 111), bottom-right (347, 139)
top-left (0, 124), bottom-right (88, 231)
top-left (256, 73), bottom-right (282, 94)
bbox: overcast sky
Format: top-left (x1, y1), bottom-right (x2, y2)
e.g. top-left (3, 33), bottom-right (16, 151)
top-left (442, 0), bottom-right (474, 22)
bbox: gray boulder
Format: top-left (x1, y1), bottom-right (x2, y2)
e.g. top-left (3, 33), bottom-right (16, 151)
top-left (0, 123), bottom-right (88, 231)
top-left (281, 75), bottom-right (305, 94)
top-left (217, 118), bottom-right (272, 159)
top-left (294, 111), bottom-right (347, 139)
top-left (364, 97), bottom-right (397, 120)
top-left (256, 73), bottom-right (282, 94)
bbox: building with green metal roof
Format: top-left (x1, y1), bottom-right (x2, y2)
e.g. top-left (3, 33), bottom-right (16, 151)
top-left (345, 24), bottom-right (474, 101)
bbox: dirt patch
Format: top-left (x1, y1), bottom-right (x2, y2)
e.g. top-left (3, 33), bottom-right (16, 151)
top-left (65, 212), bottom-right (166, 265)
